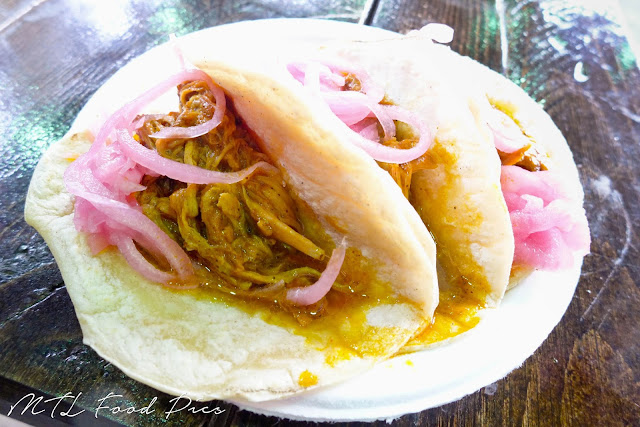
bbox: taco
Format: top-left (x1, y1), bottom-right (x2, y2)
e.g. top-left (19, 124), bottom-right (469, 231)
top-left (279, 24), bottom-right (589, 347)
top-left (462, 55), bottom-right (591, 287)
top-left (24, 50), bottom-right (439, 400)
top-left (407, 38), bottom-right (591, 346)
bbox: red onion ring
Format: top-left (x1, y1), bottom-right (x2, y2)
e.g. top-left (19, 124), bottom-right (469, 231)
top-left (367, 101), bottom-right (396, 141)
top-left (90, 69), bottom-right (223, 156)
top-left (286, 239), bottom-right (347, 306)
top-left (322, 90), bottom-right (372, 126)
top-left (322, 60), bottom-right (385, 102)
top-left (350, 118), bottom-right (380, 141)
top-left (115, 129), bottom-right (277, 184)
top-left (350, 105), bottom-right (432, 163)
top-left (66, 184), bottom-right (195, 278)
top-left (113, 233), bottom-right (179, 284)
top-left (288, 59), bottom-right (432, 163)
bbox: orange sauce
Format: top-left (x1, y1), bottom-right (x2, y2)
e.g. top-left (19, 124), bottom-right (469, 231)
top-left (169, 257), bottom-right (414, 362)
top-left (298, 370), bottom-right (318, 387)
top-left (405, 290), bottom-right (481, 349)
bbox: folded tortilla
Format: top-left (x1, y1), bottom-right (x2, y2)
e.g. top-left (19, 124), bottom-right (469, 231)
top-left (315, 29), bottom-right (587, 350)
top-left (320, 35), bottom-right (513, 309)
top-left (456, 50), bottom-right (585, 288)
top-left (24, 57), bottom-right (439, 401)
top-left (424, 41), bottom-right (586, 289)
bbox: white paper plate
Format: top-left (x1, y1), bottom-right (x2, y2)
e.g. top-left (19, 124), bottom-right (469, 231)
top-left (70, 18), bottom-right (583, 423)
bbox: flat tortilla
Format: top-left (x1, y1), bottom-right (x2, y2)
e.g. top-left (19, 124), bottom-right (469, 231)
top-left (24, 56), bottom-right (440, 401)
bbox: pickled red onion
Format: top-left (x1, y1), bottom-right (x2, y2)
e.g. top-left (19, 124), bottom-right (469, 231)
top-left (113, 233), bottom-right (179, 284)
top-left (287, 62), bottom-right (346, 92)
top-left (368, 101), bottom-right (396, 140)
top-left (65, 173), bottom-right (195, 278)
top-left (323, 60), bottom-right (385, 102)
top-left (324, 91), bottom-right (395, 139)
top-left (91, 68), bottom-right (224, 156)
top-left (286, 239), bottom-right (347, 306)
top-left (288, 59), bottom-right (432, 163)
top-left (93, 143), bottom-right (146, 196)
top-left (501, 165), bottom-right (590, 270)
top-left (350, 105), bottom-right (431, 163)
top-left (65, 65), bottom-right (272, 285)
top-left (115, 129), bottom-right (277, 184)
top-left (322, 91), bottom-right (372, 126)
top-left (350, 118), bottom-right (379, 141)
top-left (86, 232), bottom-right (110, 255)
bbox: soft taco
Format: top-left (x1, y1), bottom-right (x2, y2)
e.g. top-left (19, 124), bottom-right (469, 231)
top-left (408, 40), bottom-right (591, 347)
top-left (462, 54), bottom-right (591, 287)
top-left (24, 48), bottom-right (440, 400)
top-left (279, 24), bottom-right (589, 347)
top-left (408, 37), bottom-right (591, 346)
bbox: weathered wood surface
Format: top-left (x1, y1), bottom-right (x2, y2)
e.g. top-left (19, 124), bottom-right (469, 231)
top-left (1, 0), bottom-right (638, 425)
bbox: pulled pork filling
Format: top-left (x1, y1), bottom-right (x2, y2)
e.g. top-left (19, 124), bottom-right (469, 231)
top-left (498, 144), bottom-right (547, 172)
top-left (497, 136), bottom-right (547, 171)
top-left (490, 103), bottom-right (548, 171)
top-left (133, 81), bottom-right (351, 323)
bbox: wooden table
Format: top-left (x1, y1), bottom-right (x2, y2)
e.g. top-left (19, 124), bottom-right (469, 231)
top-left (1, 0), bottom-right (638, 425)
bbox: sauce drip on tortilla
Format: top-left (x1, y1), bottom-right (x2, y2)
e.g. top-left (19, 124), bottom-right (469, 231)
top-left (298, 370), bottom-right (319, 387)
top-left (402, 290), bottom-right (481, 350)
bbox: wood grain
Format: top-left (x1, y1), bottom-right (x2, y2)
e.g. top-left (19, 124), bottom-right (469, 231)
top-left (1, 0), bottom-right (639, 425)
